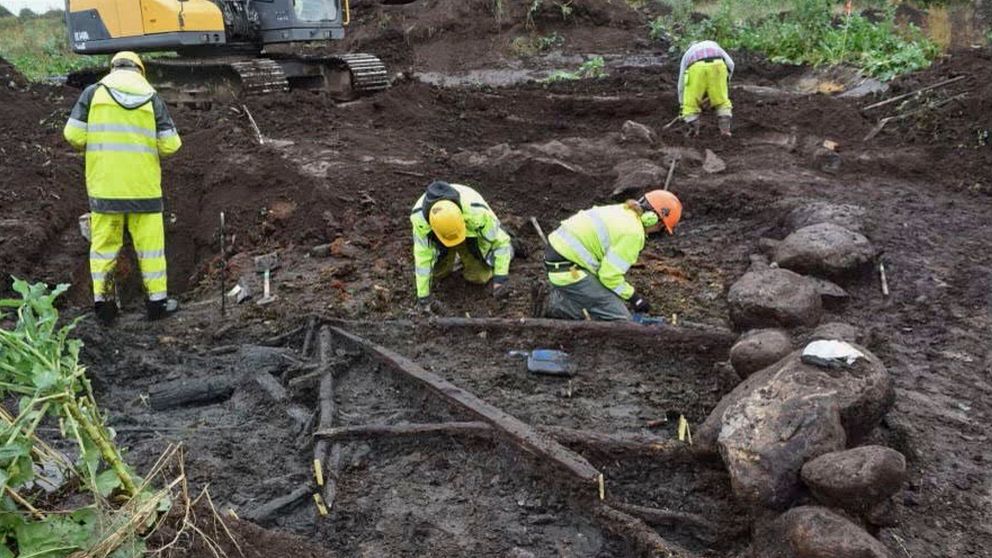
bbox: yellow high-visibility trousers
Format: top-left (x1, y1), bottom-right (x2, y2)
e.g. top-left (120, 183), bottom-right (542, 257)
top-left (433, 242), bottom-right (493, 285)
top-left (681, 59), bottom-right (732, 122)
top-left (89, 212), bottom-right (168, 302)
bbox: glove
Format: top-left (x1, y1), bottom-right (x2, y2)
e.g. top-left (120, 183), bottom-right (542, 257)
top-left (492, 276), bottom-right (511, 300)
top-left (629, 293), bottom-right (651, 314)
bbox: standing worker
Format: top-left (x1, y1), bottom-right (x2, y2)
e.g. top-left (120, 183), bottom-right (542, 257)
top-left (63, 52), bottom-right (182, 325)
top-left (411, 181), bottom-right (513, 312)
top-left (678, 40), bottom-right (735, 137)
top-left (538, 190), bottom-right (682, 321)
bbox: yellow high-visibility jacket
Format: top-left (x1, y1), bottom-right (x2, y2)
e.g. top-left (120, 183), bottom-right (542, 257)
top-left (410, 183), bottom-right (512, 299)
top-left (63, 69), bottom-right (182, 213)
top-left (547, 204), bottom-right (644, 300)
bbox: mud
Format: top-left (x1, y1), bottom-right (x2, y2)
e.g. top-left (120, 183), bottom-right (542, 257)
top-left (2, 0), bottom-right (992, 555)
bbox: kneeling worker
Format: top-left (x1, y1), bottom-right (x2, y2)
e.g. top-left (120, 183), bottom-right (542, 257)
top-left (542, 190), bottom-right (682, 321)
top-left (411, 181), bottom-right (513, 310)
top-left (678, 40), bottom-right (735, 137)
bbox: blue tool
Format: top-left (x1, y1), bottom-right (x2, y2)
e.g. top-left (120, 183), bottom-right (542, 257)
top-left (508, 349), bottom-right (573, 377)
top-left (632, 313), bottom-right (668, 326)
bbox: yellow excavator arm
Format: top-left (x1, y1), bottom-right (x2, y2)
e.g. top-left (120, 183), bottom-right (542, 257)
top-left (66, 0), bottom-right (225, 53)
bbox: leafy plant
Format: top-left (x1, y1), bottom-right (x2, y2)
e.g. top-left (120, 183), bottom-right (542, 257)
top-left (543, 55), bottom-right (607, 83)
top-left (0, 279), bottom-right (170, 557)
top-left (652, 0), bottom-right (939, 80)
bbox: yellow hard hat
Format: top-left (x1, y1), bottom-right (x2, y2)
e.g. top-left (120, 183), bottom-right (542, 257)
top-left (429, 200), bottom-right (466, 247)
top-left (110, 51), bottom-right (145, 74)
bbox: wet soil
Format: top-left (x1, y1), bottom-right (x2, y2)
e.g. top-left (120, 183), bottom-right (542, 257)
top-left (2, 0), bottom-right (992, 555)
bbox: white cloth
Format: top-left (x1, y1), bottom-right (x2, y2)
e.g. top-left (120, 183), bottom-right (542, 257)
top-left (677, 41), bottom-right (735, 104)
top-left (802, 340), bottom-right (865, 368)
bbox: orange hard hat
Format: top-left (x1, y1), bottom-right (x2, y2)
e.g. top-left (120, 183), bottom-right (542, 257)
top-left (641, 190), bottom-right (683, 234)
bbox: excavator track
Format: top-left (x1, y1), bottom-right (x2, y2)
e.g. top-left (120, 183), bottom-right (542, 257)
top-left (330, 53), bottom-right (390, 96)
top-left (73, 53), bottom-right (391, 107)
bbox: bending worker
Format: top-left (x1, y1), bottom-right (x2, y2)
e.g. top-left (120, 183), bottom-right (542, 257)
top-left (541, 190), bottom-right (682, 321)
top-left (678, 40), bottom-right (735, 137)
top-left (63, 52), bottom-right (182, 325)
top-left (411, 181), bottom-right (513, 310)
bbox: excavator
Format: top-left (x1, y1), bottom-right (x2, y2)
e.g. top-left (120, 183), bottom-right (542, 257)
top-left (64, 0), bottom-right (395, 102)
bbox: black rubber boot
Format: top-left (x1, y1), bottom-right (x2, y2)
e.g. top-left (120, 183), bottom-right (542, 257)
top-left (94, 301), bottom-right (118, 326)
top-left (146, 298), bottom-right (179, 321)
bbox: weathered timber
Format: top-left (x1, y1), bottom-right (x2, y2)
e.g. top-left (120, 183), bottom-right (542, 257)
top-left (325, 317), bottom-right (734, 356)
top-left (591, 504), bottom-right (701, 558)
top-left (148, 375), bottom-right (237, 411)
top-left (328, 326), bottom-right (602, 484)
top-left (243, 485), bottom-right (311, 525)
top-left (323, 443), bottom-right (342, 512)
top-left (315, 421), bottom-right (494, 442)
top-left (311, 422), bottom-right (715, 461)
top-left (254, 372), bottom-right (288, 402)
top-left (262, 325), bottom-right (306, 347)
top-left (301, 316), bottom-right (318, 358)
top-left (611, 502), bottom-right (729, 542)
top-left (861, 75), bottom-right (967, 111)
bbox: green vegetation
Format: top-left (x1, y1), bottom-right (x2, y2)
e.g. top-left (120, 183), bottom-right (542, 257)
top-left (526, 0), bottom-right (575, 29)
top-left (0, 279), bottom-right (170, 557)
top-left (544, 55), bottom-right (607, 82)
top-left (653, 0), bottom-right (940, 80)
top-left (510, 32), bottom-right (565, 57)
top-left (0, 12), bottom-right (100, 81)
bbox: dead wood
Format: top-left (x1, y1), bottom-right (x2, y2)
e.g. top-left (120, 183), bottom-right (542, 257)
top-left (253, 372), bottom-right (288, 402)
top-left (242, 485), bottom-right (311, 525)
top-left (148, 375), bottom-right (237, 411)
top-left (301, 316), bottom-right (318, 358)
top-left (611, 502), bottom-right (728, 542)
top-left (328, 326), bottom-right (602, 484)
top-left (591, 504), bottom-right (701, 558)
top-left (861, 75), bottom-right (967, 111)
top-left (262, 324), bottom-right (306, 347)
top-left (315, 421), bottom-right (494, 441)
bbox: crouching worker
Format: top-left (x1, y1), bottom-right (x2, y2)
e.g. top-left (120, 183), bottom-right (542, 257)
top-left (411, 181), bottom-right (513, 312)
top-left (678, 40), bottom-right (735, 137)
top-left (63, 52), bottom-right (182, 325)
top-left (541, 190), bottom-right (682, 321)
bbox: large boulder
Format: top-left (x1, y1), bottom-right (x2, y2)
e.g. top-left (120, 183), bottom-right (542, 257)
top-left (801, 446), bottom-right (907, 512)
top-left (782, 201), bottom-right (867, 233)
top-left (620, 120), bottom-right (656, 144)
top-left (810, 322), bottom-right (861, 344)
top-left (719, 395), bottom-right (846, 509)
top-left (611, 159), bottom-right (665, 197)
top-left (772, 223), bottom-right (876, 280)
top-left (729, 329), bottom-right (792, 378)
top-left (701, 345), bottom-right (894, 509)
top-left (727, 268), bottom-right (822, 329)
top-left (753, 506), bottom-right (894, 558)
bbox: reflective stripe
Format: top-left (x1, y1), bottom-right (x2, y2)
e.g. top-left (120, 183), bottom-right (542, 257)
top-left (555, 230), bottom-right (600, 272)
top-left (94, 294), bottom-right (107, 302)
top-left (611, 283), bottom-right (627, 296)
top-left (587, 209), bottom-right (611, 252)
top-left (605, 251), bottom-right (632, 273)
top-left (90, 251), bottom-right (118, 260)
top-left (91, 271), bottom-right (108, 280)
top-left (148, 291), bottom-right (168, 302)
top-left (157, 128), bottom-right (178, 139)
top-left (86, 143), bottom-right (157, 155)
top-left (89, 197), bottom-right (163, 213)
top-left (137, 249), bottom-right (165, 259)
top-left (88, 124), bottom-right (156, 138)
top-left (481, 227), bottom-right (497, 242)
top-left (142, 271), bottom-right (167, 280)
top-left (415, 266), bottom-right (432, 277)
top-left (66, 118), bottom-right (87, 130)
top-left (414, 236), bottom-right (431, 248)
top-left (493, 246), bottom-right (512, 255)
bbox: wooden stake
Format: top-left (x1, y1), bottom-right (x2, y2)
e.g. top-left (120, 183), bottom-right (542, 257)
top-left (663, 156), bottom-right (678, 191)
top-left (590, 504), bottom-right (701, 558)
top-left (879, 260), bottom-right (890, 297)
top-left (242, 104), bottom-right (265, 145)
top-left (862, 75), bottom-right (967, 112)
top-left (530, 216), bottom-right (549, 247)
top-left (328, 327), bottom-right (602, 484)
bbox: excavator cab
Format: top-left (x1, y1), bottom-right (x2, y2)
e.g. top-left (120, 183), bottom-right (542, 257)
top-left (64, 1), bottom-right (388, 102)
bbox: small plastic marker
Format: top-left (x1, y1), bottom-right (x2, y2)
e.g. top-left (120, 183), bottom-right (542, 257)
top-left (314, 493), bottom-right (329, 517)
top-left (227, 509), bottom-right (239, 520)
top-left (678, 414), bottom-right (694, 446)
top-left (314, 458), bottom-right (325, 487)
top-left (598, 474), bottom-right (605, 501)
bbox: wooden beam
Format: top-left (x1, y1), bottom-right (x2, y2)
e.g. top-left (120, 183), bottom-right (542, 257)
top-left (315, 421), bottom-right (493, 442)
top-left (590, 504), bottom-right (702, 558)
top-left (862, 75), bottom-right (966, 111)
top-left (328, 326), bottom-right (602, 484)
